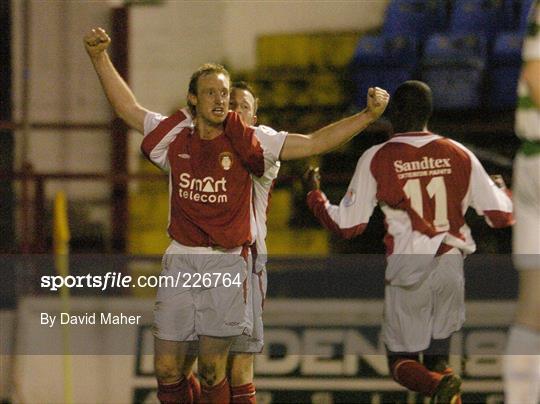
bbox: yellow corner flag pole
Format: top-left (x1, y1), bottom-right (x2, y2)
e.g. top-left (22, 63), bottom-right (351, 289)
top-left (53, 191), bottom-right (73, 404)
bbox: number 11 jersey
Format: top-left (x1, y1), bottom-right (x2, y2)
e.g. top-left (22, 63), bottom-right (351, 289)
top-left (308, 131), bottom-right (514, 285)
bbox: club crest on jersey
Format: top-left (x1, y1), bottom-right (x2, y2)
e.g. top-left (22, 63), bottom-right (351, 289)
top-left (343, 189), bottom-right (356, 207)
top-left (219, 152), bottom-right (233, 171)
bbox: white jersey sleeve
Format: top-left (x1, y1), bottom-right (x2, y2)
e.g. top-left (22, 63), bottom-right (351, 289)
top-left (307, 145), bottom-right (380, 238)
top-left (144, 111), bottom-right (166, 134)
top-left (253, 125), bottom-right (288, 170)
top-left (458, 144), bottom-right (514, 228)
top-left (141, 108), bottom-right (193, 171)
top-left (249, 125), bottom-right (286, 270)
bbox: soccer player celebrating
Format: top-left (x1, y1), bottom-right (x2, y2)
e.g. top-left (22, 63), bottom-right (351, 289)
top-left (176, 80), bottom-right (389, 403)
top-left (226, 81), bottom-right (386, 403)
top-left (305, 81), bottom-right (514, 404)
top-left (84, 27), bottom-right (388, 404)
top-left (226, 82), bottom-right (267, 403)
top-left (504, 1), bottom-right (540, 403)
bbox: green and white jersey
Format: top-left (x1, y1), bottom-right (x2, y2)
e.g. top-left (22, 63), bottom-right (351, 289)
top-left (515, 0), bottom-right (540, 143)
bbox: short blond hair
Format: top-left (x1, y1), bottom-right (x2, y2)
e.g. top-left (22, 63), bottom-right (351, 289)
top-left (187, 63), bottom-right (230, 116)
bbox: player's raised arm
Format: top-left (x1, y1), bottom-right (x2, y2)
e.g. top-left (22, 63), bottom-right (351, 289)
top-left (84, 27), bottom-right (148, 134)
top-left (466, 150), bottom-right (514, 228)
top-left (305, 146), bottom-right (380, 239)
top-left (279, 87), bottom-right (390, 161)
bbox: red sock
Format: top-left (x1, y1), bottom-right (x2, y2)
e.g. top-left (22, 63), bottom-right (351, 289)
top-left (188, 374), bottom-right (201, 404)
top-left (157, 377), bottom-right (192, 404)
top-left (231, 383), bottom-right (256, 404)
top-left (391, 359), bottom-right (442, 396)
top-left (201, 377), bottom-right (230, 404)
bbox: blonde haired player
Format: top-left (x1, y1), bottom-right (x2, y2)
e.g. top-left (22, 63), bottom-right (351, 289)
top-left (84, 27), bottom-right (389, 404)
top-left (504, 1), bottom-right (540, 403)
top-left (85, 28), bottom-right (267, 403)
top-left (171, 80), bottom-right (388, 403)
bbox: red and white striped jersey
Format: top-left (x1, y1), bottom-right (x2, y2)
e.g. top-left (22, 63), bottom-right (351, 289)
top-left (141, 109), bottom-right (285, 250)
top-left (308, 132), bottom-right (514, 285)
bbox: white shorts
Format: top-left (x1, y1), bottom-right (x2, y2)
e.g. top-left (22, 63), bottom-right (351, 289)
top-left (382, 251), bottom-right (465, 353)
top-left (230, 268), bottom-right (267, 353)
top-left (512, 153), bottom-right (540, 270)
top-left (153, 241), bottom-right (252, 342)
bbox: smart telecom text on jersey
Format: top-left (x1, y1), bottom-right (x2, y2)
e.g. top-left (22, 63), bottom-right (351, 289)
top-left (178, 173), bottom-right (228, 203)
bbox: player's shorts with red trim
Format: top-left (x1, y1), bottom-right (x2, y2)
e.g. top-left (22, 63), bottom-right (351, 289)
top-left (230, 267), bottom-right (267, 353)
top-left (513, 153), bottom-right (540, 270)
top-left (383, 249), bottom-right (465, 353)
top-left (152, 240), bottom-right (253, 341)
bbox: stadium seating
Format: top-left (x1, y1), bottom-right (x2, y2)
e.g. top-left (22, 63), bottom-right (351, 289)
top-left (500, 0), bottom-right (519, 30)
top-left (350, 35), bottom-right (417, 108)
top-left (449, 0), bottom-right (501, 37)
top-left (421, 33), bottom-right (488, 109)
top-left (488, 32), bottom-right (523, 109)
top-left (348, 0), bottom-right (531, 111)
top-left (382, 0), bottom-right (447, 41)
top-left (486, 0), bottom-right (532, 109)
top-left (518, 0), bottom-right (535, 31)
top-left (495, 0), bottom-right (534, 33)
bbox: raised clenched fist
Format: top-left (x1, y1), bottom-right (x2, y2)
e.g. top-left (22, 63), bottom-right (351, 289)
top-left (303, 166), bottom-right (321, 192)
top-left (83, 27), bottom-right (111, 57)
top-left (366, 87), bottom-right (390, 120)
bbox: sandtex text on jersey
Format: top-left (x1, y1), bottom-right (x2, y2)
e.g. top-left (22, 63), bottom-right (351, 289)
top-left (178, 173), bottom-right (228, 203)
top-left (393, 156), bottom-right (452, 179)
